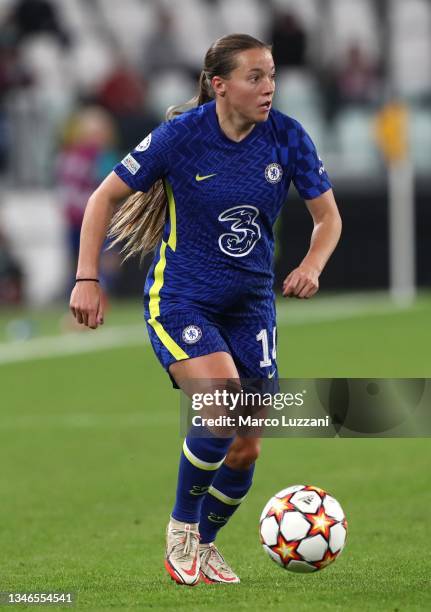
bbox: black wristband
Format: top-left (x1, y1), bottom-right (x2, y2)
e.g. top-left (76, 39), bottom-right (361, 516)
top-left (75, 278), bottom-right (99, 283)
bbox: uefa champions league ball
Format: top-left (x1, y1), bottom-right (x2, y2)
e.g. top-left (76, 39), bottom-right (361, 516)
top-left (260, 485), bottom-right (348, 573)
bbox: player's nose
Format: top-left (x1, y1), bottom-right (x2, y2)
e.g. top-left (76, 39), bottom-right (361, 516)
top-left (262, 76), bottom-right (275, 95)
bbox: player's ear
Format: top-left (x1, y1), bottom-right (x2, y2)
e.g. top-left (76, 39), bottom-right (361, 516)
top-left (212, 76), bottom-right (226, 97)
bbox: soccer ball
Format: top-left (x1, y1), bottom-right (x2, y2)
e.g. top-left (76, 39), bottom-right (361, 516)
top-left (259, 485), bottom-right (347, 573)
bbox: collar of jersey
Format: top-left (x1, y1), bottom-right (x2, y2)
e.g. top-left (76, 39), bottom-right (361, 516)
top-left (205, 100), bottom-right (263, 147)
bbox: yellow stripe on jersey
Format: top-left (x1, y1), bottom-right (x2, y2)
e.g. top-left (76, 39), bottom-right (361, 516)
top-left (164, 179), bottom-right (177, 251)
top-left (183, 439), bottom-right (226, 471)
top-left (148, 239), bottom-right (166, 321)
top-left (147, 181), bottom-right (188, 361)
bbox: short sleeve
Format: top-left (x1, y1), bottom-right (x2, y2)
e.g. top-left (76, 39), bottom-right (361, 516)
top-left (113, 121), bottom-right (175, 192)
top-left (292, 122), bottom-right (332, 200)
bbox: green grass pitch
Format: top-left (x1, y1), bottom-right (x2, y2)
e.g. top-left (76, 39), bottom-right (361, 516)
top-left (0, 293), bottom-right (430, 610)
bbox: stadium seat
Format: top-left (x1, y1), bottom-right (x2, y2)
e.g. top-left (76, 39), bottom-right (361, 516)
top-left (54, 0), bottom-right (91, 37)
top-left (410, 107), bottom-right (431, 175)
top-left (334, 107), bottom-right (380, 176)
top-left (0, 0), bottom-right (16, 22)
top-left (389, 0), bottom-right (431, 99)
top-left (275, 69), bottom-right (321, 118)
top-left (218, 0), bottom-right (270, 40)
top-left (160, 0), bottom-right (216, 71)
top-left (0, 190), bottom-right (67, 305)
top-left (19, 35), bottom-right (72, 102)
top-left (95, 0), bottom-right (156, 66)
top-left (146, 71), bottom-right (197, 121)
top-left (15, 36), bottom-right (74, 185)
top-left (68, 33), bottom-right (115, 93)
top-left (270, 0), bottom-right (320, 31)
top-left (327, 0), bottom-right (379, 61)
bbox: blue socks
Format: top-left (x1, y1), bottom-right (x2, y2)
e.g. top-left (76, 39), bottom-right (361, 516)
top-left (171, 431), bottom-right (234, 524)
top-left (199, 463), bottom-right (255, 543)
top-left (171, 431), bottom-right (255, 542)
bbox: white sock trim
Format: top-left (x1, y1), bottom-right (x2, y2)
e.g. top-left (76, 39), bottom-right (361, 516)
top-left (208, 485), bottom-right (247, 506)
top-left (183, 439), bottom-right (226, 471)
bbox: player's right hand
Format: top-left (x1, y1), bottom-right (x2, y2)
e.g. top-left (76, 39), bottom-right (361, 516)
top-left (69, 281), bottom-right (104, 329)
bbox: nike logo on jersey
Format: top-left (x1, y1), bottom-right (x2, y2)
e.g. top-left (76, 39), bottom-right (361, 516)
top-left (268, 370), bottom-right (276, 379)
top-left (195, 173), bottom-right (217, 182)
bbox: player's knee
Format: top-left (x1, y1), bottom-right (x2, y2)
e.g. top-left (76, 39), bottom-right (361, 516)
top-left (241, 443), bottom-right (260, 468)
top-left (226, 438), bottom-right (261, 469)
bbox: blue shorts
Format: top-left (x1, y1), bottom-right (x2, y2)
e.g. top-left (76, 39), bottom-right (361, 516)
top-left (145, 308), bottom-right (278, 386)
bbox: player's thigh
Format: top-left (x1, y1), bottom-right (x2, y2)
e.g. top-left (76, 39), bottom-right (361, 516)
top-left (169, 351), bottom-right (241, 407)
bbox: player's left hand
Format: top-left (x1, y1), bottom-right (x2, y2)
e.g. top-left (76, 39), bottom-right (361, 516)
top-left (282, 264), bottom-right (319, 299)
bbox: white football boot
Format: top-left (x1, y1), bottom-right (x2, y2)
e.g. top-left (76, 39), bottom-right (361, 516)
top-left (165, 518), bottom-right (201, 586)
top-left (199, 542), bottom-right (240, 584)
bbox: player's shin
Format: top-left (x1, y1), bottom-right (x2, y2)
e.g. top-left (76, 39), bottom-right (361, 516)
top-left (199, 463), bottom-right (255, 543)
top-left (171, 430), bottom-right (234, 524)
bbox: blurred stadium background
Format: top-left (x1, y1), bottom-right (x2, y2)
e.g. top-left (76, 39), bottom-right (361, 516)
top-left (1, 2), bottom-right (430, 608)
top-left (0, 0), bottom-right (430, 310)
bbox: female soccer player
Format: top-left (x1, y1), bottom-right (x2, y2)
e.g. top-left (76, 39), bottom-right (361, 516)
top-left (70, 34), bottom-right (341, 586)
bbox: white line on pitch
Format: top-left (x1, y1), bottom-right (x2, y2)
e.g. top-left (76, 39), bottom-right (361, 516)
top-left (0, 411), bottom-right (176, 430)
top-left (276, 301), bottom-right (403, 325)
top-left (0, 296), bottom-right (421, 365)
top-left (0, 324), bottom-right (149, 365)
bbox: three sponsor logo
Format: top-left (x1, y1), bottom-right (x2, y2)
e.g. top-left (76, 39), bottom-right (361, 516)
top-left (218, 205), bottom-right (261, 258)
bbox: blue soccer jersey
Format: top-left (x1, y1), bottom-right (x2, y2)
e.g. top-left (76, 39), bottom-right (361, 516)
top-left (114, 100), bottom-right (331, 317)
top-left (114, 101), bottom-right (331, 379)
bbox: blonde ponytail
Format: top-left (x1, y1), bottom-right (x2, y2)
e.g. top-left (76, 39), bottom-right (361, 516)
top-left (107, 181), bottom-right (167, 262)
top-left (107, 75), bottom-right (214, 262)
